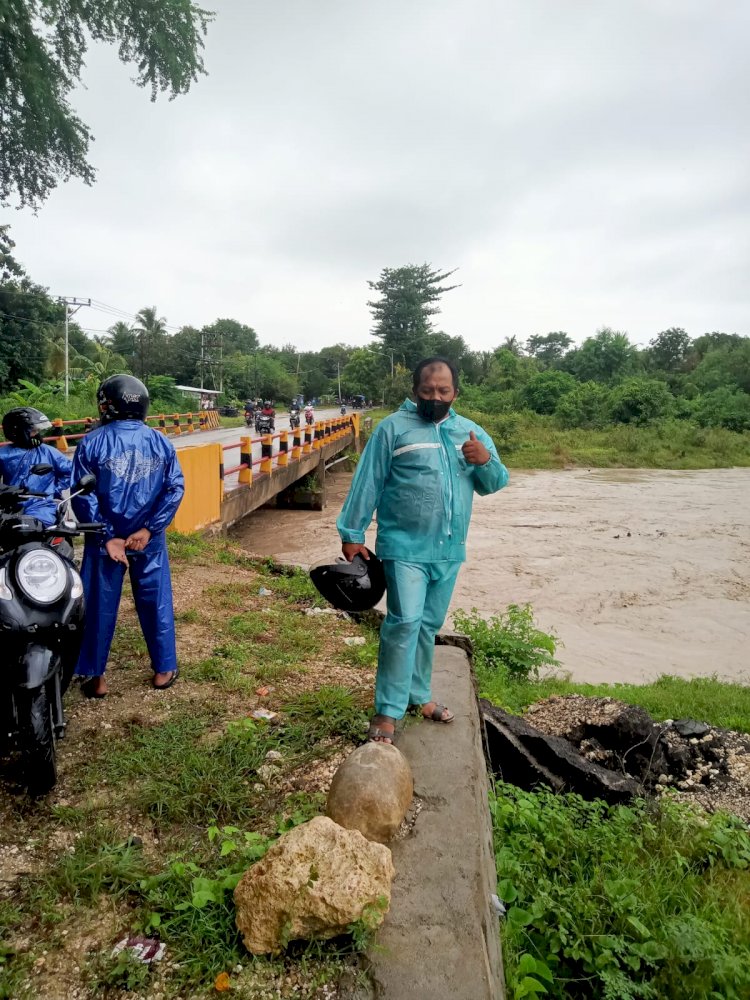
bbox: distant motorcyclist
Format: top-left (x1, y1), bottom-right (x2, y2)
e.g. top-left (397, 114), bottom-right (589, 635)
top-left (243, 399), bottom-right (255, 426)
top-left (304, 402), bottom-right (315, 426)
top-left (289, 402), bottom-right (301, 429)
top-left (0, 407), bottom-right (72, 527)
top-left (71, 375), bottom-right (185, 699)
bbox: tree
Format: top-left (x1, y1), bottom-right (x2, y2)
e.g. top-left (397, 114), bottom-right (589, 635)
top-left (368, 264), bottom-right (459, 370)
top-left (107, 321), bottom-right (138, 372)
top-left (647, 328), bottom-right (691, 373)
top-left (693, 388), bottom-right (750, 432)
top-left (525, 332), bottom-right (573, 367)
top-left (0, 262), bottom-right (59, 391)
top-left (499, 335), bottom-right (522, 356)
top-left (134, 306), bottom-right (169, 379)
top-left (1, 1), bottom-right (213, 208)
top-left (566, 328), bottom-right (638, 384)
top-left (692, 340), bottom-right (750, 395)
top-left (554, 382), bottom-right (612, 429)
top-left (340, 349), bottom-right (383, 400)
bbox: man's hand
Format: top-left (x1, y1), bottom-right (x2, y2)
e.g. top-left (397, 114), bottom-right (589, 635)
top-left (125, 528), bottom-right (152, 552)
top-left (105, 538), bottom-right (129, 565)
top-left (342, 543), bottom-right (369, 562)
top-left (462, 430), bottom-right (491, 465)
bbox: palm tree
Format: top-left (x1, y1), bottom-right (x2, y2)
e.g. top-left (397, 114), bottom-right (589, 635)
top-left (500, 335), bottom-right (522, 356)
top-left (134, 307), bottom-right (168, 379)
top-left (107, 321), bottom-right (137, 369)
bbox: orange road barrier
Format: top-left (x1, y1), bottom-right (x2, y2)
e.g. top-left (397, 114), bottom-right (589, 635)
top-left (292, 426), bottom-right (302, 462)
top-left (51, 419), bottom-right (69, 453)
top-left (170, 442), bottom-right (223, 532)
top-left (187, 413), bottom-right (195, 433)
top-left (173, 413), bottom-right (181, 435)
top-left (303, 425), bottom-right (313, 454)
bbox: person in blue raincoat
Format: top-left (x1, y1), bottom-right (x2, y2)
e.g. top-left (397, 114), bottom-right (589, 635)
top-left (71, 375), bottom-right (185, 698)
top-left (0, 407), bottom-right (72, 524)
top-left (337, 357), bottom-right (509, 744)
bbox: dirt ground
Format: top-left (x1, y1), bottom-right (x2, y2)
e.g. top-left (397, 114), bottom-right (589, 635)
top-left (233, 467), bottom-right (750, 685)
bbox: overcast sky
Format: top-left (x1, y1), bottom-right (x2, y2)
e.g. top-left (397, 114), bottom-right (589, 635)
top-left (9, 0), bottom-right (750, 351)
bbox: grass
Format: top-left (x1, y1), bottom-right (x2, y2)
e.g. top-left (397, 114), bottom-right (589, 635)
top-left (0, 534), bottom-right (376, 999)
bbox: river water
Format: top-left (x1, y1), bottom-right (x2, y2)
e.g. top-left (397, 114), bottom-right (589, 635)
top-left (230, 467), bottom-right (750, 685)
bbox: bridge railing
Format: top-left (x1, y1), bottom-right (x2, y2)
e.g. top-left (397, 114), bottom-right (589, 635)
top-left (220, 414), bottom-right (358, 494)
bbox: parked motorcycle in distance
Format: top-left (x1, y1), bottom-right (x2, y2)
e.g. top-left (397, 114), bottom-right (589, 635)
top-left (0, 466), bottom-right (102, 796)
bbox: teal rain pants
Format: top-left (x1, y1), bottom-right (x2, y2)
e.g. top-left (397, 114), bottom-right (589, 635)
top-left (375, 560), bottom-right (462, 720)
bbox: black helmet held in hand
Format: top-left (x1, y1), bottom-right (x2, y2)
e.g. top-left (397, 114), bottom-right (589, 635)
top-left (2, 407), bottom-right (52, 448)
top-left (309, 549), bottom-right (386, 612)
top-left (97, 374), bottom-right (150, 423)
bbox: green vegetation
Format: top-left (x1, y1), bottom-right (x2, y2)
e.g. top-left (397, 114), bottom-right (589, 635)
top-left (0, 535), bottom-right (374, 998)
top-left (455, 605), bottom-right (750, 998)
top-left (493, 784), bottom-right (750, 1000)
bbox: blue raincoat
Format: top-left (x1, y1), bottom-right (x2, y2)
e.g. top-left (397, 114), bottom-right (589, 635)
top-left (71, 421), bottom-right (185, 678)
top-left (337, 399), bottom-right (509, 562)
top-left (337, 399), bottom-right (509, 720)
top-left (0, 443), bottom-right (72, 526)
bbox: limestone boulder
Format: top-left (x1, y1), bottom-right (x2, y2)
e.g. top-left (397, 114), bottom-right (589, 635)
top-left (234, 816), bottom-right (394, 955)
top-left (326, 741), bottom-right (414, 844)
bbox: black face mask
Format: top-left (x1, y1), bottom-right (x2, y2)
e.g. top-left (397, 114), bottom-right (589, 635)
top-left (416, 397), bottom-right (452, 422)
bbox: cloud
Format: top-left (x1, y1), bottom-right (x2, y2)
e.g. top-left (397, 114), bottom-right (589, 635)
top-left (7, 0), bottom-right (749, 348)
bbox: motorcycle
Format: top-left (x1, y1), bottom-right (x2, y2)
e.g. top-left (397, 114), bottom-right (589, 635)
top-left (289, 409), bottom-right (301, 430)
top-left (340, 404), bottom-right (347, 415)
top-left (305, 411), bottom-right (315, 427)
top-left (0, 466), bottom-right (102, 796)
top-left (244, 408), bottom-right (254, 428)
top-left (255, 413), bottom-right (274, 435)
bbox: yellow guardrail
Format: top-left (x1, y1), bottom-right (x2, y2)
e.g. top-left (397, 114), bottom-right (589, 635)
top-left (170, 442), bottom-right (224, 533)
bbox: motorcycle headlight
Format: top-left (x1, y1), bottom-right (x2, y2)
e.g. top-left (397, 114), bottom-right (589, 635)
top-left (15, 550), bottom-right (67, 604)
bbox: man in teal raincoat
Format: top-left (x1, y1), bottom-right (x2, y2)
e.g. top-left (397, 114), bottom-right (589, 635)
top-left (337, 357), bottom-right (509, 743)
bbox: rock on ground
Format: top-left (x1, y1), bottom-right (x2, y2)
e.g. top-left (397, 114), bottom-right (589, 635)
top-left (326, 742), bottom-right (414, 844)
top-left (234, 816), bottom-right (395, 955)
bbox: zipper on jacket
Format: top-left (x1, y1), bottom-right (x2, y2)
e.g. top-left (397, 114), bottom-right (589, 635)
top-left (436, 422), bottom-right (453, 537)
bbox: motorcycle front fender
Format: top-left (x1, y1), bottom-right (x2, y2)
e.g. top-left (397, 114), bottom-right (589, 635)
top-left (18, 643), bottom-right (57, 691)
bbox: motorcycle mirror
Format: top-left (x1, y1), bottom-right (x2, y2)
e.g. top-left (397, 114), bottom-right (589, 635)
top-left (30, 463), bottom-right (53, 476)
top-left (72, 474), bottom-right (96, 495)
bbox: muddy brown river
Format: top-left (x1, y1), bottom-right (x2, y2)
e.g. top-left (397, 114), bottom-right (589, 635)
top-left (230, 467), bottom-right (750, 685)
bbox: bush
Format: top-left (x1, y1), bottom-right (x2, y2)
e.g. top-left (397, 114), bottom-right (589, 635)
top-left (609, 377), bottom-right (675, 425)
top-left (452, 604), bottom-right (558, 680)
top-left (554, 381), bottom-right (612, 429)
top-left (693, 387), bottom-right (750, 432)
top-left (522, 370), bottom-right (577, 414)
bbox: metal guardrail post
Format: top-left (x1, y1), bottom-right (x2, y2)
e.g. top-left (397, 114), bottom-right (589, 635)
top-left (239, 436), bottom-right (253, 484)
top-left (313, 421), bottom-right (323, 450)
top-left (187, 413), bottom-right (194, 433)
top-left (278, 430), bottom-right (289, 467)
top-left (261, 433), bottom-right (273, 474)
top-left (303, 425), bottom-right (312, 454)
top-left (158, 414), bottom-right (167, 435)
top-left (173, 413), bottom-right (181, 435)
top-left (292, 427), bottom-right (302, 461)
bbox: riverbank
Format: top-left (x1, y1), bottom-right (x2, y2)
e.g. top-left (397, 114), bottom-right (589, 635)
top-left (231, 466), bottom-right (750, 686)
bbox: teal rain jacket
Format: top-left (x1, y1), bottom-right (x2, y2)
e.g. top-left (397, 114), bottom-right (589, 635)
top-left (337, 400), bottom-right (509, 563)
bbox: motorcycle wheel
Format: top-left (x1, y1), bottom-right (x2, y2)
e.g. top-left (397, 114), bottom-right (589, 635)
top-left (17, 684), bottom-right (57, 797)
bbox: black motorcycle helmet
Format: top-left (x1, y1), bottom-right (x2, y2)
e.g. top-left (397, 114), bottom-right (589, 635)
top-left (309, 549), bottom-right (386, 612)
top-left (97, 374), bottom-right (150, 423)
top-left (2, 407), bottom-right (52, 448)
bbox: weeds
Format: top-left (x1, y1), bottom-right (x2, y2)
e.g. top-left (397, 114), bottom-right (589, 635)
top-left (453, 604), bottom-right (559, 681)
top-left (492, 783), bottom-right (750, 999)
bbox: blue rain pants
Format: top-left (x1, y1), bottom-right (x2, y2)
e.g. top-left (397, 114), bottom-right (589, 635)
top-left (375, 559), bottom-right (462, 720)
top-left (75, 532), bottom-right (177, 678)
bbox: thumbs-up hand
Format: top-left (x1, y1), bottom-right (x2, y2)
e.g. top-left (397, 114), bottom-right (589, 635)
top-left (461, 430), bottom-right (491, 466)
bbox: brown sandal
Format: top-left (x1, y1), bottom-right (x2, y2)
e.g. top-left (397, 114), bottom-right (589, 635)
top-left (367, 715), bottom-right (397, 745)
top-left (410, 702), bottom-right (455, 724)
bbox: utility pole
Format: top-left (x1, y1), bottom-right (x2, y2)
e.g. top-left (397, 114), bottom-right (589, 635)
top-left (58, 297), bottom-right (91, 399)
top-left (200, 331), bottom-right (205, 390)
top-left (337, 361), bottom-right (342, 401)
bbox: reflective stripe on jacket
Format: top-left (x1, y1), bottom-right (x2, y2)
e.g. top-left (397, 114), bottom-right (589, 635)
top-left (337, 399), bottom-right (509, 563)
